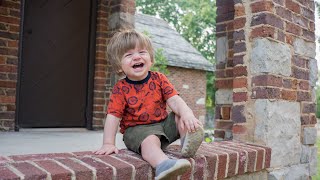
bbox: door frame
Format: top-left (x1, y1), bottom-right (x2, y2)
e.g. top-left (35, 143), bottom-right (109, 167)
top-left (15, 0), bottom-right (97, 131)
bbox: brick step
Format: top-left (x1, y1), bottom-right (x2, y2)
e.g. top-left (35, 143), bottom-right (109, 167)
top-left (0, 141), bottom-right (271, 179)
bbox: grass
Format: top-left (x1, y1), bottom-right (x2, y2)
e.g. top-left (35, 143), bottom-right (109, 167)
top-left (313, 137), bottom-right (320, 180)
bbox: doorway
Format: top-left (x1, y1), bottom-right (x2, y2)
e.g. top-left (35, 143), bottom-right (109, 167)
top-left (18, 0), bottom-right (95, 128)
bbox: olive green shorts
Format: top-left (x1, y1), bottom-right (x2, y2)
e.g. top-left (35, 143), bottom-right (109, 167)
top-left (123, 112), bottom-right (180, 154)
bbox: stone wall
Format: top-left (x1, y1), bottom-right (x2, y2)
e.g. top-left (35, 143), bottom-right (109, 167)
top-left (215, 0), bottom-right (317, 178)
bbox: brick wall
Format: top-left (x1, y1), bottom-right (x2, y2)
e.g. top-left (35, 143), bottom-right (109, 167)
top-left (215, 0), bottom-right (236, 140)
top-left (94, 0), bottom-right (136, 129)
top-left (167, 67), bottom-right (207, 124)
top-left (0, 0), bottom-right (21, 131)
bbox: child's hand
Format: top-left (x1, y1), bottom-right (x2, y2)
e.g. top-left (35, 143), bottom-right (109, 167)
top-left (93, 144), bottom-right (119, 155)
top-left (180, 113), bottom-right (203, 133)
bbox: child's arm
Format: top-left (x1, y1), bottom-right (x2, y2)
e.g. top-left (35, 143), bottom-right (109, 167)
top-left (167, 95), bottom-right (202, 133)
top-left (93, 114), bottom-right (120, 155)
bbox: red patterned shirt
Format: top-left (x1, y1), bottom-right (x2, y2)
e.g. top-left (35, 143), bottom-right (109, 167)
top-left (107, 71), bottom-right (178, 134)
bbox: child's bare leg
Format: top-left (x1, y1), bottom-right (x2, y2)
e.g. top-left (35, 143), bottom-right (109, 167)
top-left (140, 135), bottom-right (169, 168)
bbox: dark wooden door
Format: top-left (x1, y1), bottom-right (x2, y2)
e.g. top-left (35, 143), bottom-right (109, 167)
top-left (18, 0), bottom-right (91, 127)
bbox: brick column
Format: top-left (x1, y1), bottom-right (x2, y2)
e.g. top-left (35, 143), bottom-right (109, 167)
top-left (215, 0), bottom-right (317, 178)
top-left (0, 1), bottom-right (21, 131)
top-left (214, 0), bottom-right (236, 141)
top-left (92, 0), bottom-right (135, 129)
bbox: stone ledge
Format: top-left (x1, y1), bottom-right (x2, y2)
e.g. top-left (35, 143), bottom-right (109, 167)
top-left (0, 141), bottom-right (271, 179)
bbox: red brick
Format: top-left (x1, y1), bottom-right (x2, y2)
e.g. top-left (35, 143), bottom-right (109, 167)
top-left (302, 102), bottom-right (316, 114)
top-left (297, 91), bottom-right (311, 101)
top-left (285, 33), bottom-right (294, 45)
top-left (285, 0), bottom-right (300, 13)
top-left (298, 80), bottom-right (309, 90)
top-left (196, 148), bottom-right (217, 179)
top-left (0, 156), bottom-right (11, 164)
top-left (302, 29), bottom-right (315, 41)
top-left (252, 87), bottom-right (281, 99)
top-left (0, 96), bottom-right (15, 103)
top-left (251, 13), bottom-right (284, 29)
top-left (114, 152), bottom-right (151, 180)
top-left (251, 1), bottom-right (274, 13)
top-left (233, 77), bottom-right (247, 88)
top-left (281, 90), bottom-right (297, 101)
top-left (232, 105), bottom-right (246, 123)
top-left (56, 158), bottom-right (93, 180)
top-left (216, 79), bottom-right (233, 89)
top-left (76, 157), bottom-right (113, 180)
top-left (9, 153), bottom-right (74, 161)
top-left (34, 160), bottom-right (72, 180)
top-left (200, 144), bottom-right (228, 179)
top-left (286, 22), bottom-right (301, 36)
top-left (232, 124), bottom-right (247, 134)
top-left (226, 69), bottom-right (233, 77)
top-left (193, 156), bottom-right (206, 179)
top-left (233, 42), bottom-right (246, 53)
top-left (275, 6), bottom-right (292, 21)
top-left (252, 75), bottom-right (282, 87)
top-left (233, 17), bottom-right (246, 29)
top-left (234, 30), bottom-right (245, 41)
top-left (250, 26), bottom-right (275, 39)
top-left (216, 120), bottom-right (233, 129)
top-left (96, 156), bottom-right (133, 180)
top-left (0, 80), bottom-right (16, 88)
top-left (11, 162), bottom-right (47, 180)
top-left (283, 78), bottom-right (298, 89)
top-left (277, 30), bottom-right (285, 42)
top-left (233, 66), bottom-right (247, 77)
top-left (292, 66), bottom-right (309, 80)
top-left (221, 106), bottom-right (231, 120)
top-left (233, 55), bottom-right (244, 65)
top-left (0, 166), bottom-right (19, 180)
top-left (233, 92), bottom-right (247, 102)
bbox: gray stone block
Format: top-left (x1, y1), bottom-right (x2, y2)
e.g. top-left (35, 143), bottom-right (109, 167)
top-left (108, 12), bottom-right (135, 30)
top-left (268, 164), bottom-right (309, 180)
top-left (215, 89), bottom-right (233, 105)
top-left (309, 58), bottom-right (318, 87)
top-left (302, 127), bottom-right (317, 145)
top-left (293, 38), bottom-right (316, 58)
top-left (216, 37), bottom-right (228, 64)
top-left (301, 145), bottom-right (317, 164)
top-left (254, 100), bottom-right (301, 167)
top-left (251, 38), bottom-right (291, 76)
top-left (309, 146), bottom-right (317, 176)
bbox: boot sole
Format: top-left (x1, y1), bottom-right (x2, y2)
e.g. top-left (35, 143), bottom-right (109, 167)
top-left (181, 126), bottom-right (204, 158)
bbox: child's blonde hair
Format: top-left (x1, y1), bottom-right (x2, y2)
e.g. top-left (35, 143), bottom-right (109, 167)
top-left (107, 29), bottom-right (154, 75)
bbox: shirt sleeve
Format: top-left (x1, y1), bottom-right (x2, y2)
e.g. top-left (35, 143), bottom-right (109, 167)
top-left (158, 72), bottom-right (179, 101)
top-left (107, 83), bottom-right (126, 118)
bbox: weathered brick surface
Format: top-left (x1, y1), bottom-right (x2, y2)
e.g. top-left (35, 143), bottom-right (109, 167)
top-left (0, 142), bottom-right (271, 180)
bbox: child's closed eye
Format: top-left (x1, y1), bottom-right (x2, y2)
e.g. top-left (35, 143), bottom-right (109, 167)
top-left (124, 53), bottom-right (132, 57)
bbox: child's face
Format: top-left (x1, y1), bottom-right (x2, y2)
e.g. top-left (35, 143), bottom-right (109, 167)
top-left (121, 45), bottom-right (152, 81)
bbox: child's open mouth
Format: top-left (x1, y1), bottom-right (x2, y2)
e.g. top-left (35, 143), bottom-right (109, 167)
top-left (132, 63), bottom-right (144, 69)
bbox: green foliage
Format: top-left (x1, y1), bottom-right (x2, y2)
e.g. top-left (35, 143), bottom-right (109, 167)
top-left (151, 48), bottom-right (170, 75)
top-left (136, 0), bottom-right (216, 64)
top-left (141, 30), bottom-right (170, 75)
top-left (136, 0), bottom-right (217, 111)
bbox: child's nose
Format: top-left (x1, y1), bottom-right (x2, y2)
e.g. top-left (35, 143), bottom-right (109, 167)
top-left (132, 52), bottom-right (141, 60)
